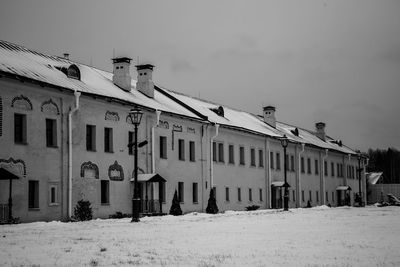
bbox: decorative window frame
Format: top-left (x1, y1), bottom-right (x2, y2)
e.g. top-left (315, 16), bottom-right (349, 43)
top-left (80, 161), bottom-right (99, 179)
top-left (105, 111), bottom-right (120, 122)
top-left (108, 161), bottom-right (124, 181)
top-left (41, 99), bottom-right (60, 115)
top-left (11, 95), bottom-right (33, 111)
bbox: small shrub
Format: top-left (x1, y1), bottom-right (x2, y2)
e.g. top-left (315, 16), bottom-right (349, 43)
top-left (206, 188), bottom-right (219, 214)
top-left (169, 190), bottom-right (182, 216)
top-left (109, 211), bottom-right (129, 219)
top-left (73, 199), bottom-right (93, 221)
top-left (245, 205), bottom-right (260, 211)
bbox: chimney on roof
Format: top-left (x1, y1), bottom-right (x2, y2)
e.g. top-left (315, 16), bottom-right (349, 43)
top-left (263, 106), bottom-right (276, 128)
top-left (136, 64), bottom-right (155, 98)
top-left (315, 122), bottom-right (326, 141)
top-left (63, 53), bottom-right (70, 60)
top-left (112, 57), bottom-right (132, 92)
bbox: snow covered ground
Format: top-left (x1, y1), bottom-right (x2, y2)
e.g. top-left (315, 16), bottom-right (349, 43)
top-left (1, 206), bottom-right (400, 266)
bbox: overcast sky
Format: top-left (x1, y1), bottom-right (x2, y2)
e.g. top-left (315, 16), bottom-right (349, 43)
top-left (1, 0), bottom-right (399, 151)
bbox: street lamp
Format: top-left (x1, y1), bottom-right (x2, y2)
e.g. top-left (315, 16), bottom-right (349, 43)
top-left (357, 150), bottom-right (363, 207)
top-left (279, 134), bottom-right (289, 211)
top-left (127, 107), bottom-right (143, 222)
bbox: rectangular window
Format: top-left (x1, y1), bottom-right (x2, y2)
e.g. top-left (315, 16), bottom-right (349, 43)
top-left (285, 154), bottom-right (289, 170)
top-left (49, 185), bottom-right (57, 205)
top-left (259, 188), bottom-right (263, 202)
top-left (28, 180), bottom-right (39, 209)
top-left (86, 125), bottom-right (96, 151)
top-left (193, 183), bottom-right (198, 203)
top-left (178, 182), bottom-right (184, 203)
top-left (324, 161), bottom-right (328, 176)
top-left (290, 155), bottom-right (295, 171)
top-left (178, 139), bottom-right (185, 160)
top-left (128, 131), bottom-right (134, 155)
top-left (302, 190), bottom-right (305, 202)
top-left (101, 180), bottom-right (109, 204)
top-left (259, 149), bottom-right (264, 167)
top-left (160, 136), bottom-right (167, 159)
top-left (292, 190), bottom-right (296, 202)
top-left (46, 119), bottom-right (57, 147)
top-left (213, 141), bottom-right (217, 162)
top-left (352, 166), bottom-right (355, 179)
top-left (337, 163), bottom-right (340, 177)
top-left (228, 145), bottom-right (235, 164)
top-left (218, 143), bottom-right (224, 162)
top-left (276, 152), bottom-right (281, 170)
top-left (340, 164), bottom-right (343, 177)
top-left (250, 148), bottom-right (256, 166)
top-left (238, 187), bottom-right (241, 202)
top-left (14, 113), bottom-right (27, 144)
top-left (309, 190), bottom-right (312, 202)
top-left (249, 188), bottom-right (252, 202)
top-left (160, 182), bottom-right (166, 203)
top-left (189, 141), bottom-right (195, 162)
top-left (301, 157), bottom-right (305, 173)
top-left (104, 127), bottom-right (113, 153)
top-left (315, 159), bottom-right (319, 175)
top-left (270, 151), bottom-right (274, 169)
top-left (307, 158), bottom-right (311, 174)
top-left (332, 191), bottom-right (335, 202)
top-left (225, 187), bottom-right (230, 202)
top-left (326, 191), bottom-right (329, 202)
top-left (331, 162), bottom-right (335, 177)
top-left (316, 191), bottom-right (319, 202)
top-left (239, 146), bottom-right (245, 165)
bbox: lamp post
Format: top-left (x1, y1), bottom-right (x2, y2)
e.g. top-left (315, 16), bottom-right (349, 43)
top-left (357, 150), bottom-right (363, 207)
top-left (280, 134), bottom-right (289, 211)
top-left (127, 108), bottom-right (143, 222)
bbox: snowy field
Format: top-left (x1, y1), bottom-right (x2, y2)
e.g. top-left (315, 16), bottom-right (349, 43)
top-left (1, 206), bottom-right (400, 267)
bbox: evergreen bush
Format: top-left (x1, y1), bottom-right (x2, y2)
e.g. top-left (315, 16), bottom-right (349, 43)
top-left (206, 188), bottom-right (219, 214)
top-left (73, 199), bottom-right (93, 221)
top-left (245, 205), bottom-right (260, 211)
top-left (169, 190), bottom-right (183, 216)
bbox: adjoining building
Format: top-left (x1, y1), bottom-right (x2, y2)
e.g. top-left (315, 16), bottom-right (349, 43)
top-left (0, 40), bottom-right (367, 223)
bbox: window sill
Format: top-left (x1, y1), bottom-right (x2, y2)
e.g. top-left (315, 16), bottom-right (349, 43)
top-left (179, 159), bottom-right (185, 161)
top-left (49, 203), bottom-right (59, 206)
top-left (15, 142), bottom-right (28, 146)
top-left (47, 145), bottom-right (59, 149)
top-left (87, 149), bottom-right (97, 152)
top-left (104, 151), bottom-right (114, 154)
top-left (28, 208), bottom-right (40, 211)
top-left (189, 160), bottom-right (196, 163)
top-left (101, 203), bottom-right (110, 206)
top-left (193, 202), bottom-right (198, 205)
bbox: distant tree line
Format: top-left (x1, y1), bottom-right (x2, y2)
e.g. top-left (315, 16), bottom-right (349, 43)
top-left (367, 148), bottom-right (400, 184)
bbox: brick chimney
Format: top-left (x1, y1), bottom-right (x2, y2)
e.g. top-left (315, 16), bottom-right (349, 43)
top-left (315, 122), bottom-right (326, 141)
top-left (135, 64), bottom-right (155, 98)
top-left (112, 57), bottom-right (132, 92)
top-left (263, 106), bottom-right (276, 128)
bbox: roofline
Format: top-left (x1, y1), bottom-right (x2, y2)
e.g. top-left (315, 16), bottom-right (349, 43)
top-left (0, 69), bottom-right (207, 123)
top-left (155, 86), bottom-right (208, 120)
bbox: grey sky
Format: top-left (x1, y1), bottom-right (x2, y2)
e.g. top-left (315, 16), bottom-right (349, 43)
top-left (1, 0), bottom-right (399, 151)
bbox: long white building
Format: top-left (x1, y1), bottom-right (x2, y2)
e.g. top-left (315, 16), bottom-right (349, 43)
top-left (0, 40), bottom-right (367, 222)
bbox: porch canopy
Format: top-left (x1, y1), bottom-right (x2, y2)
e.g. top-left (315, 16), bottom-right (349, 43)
top-left (0, 167), bottom-right (20, 223)
top-left (271, 181), bottom-right (290, 188)
top-left (336, 185), bottom-right (352, 191)
top-left (130, 173), bottom-right (166, 183)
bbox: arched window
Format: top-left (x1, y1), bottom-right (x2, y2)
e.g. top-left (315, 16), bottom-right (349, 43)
top-left (67, 64), bottom-right (81, 80)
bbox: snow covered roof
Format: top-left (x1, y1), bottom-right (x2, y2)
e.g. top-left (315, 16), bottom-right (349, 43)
top-left (367, 172), bottom-right (384, 185)
top-left (161, 87), bottom-right (356, 155)
top-left (275, 121), bottom-right (357, 155)
top-left (160, 88), bottom-right (282, 137)
top-left (0, 40), bottom-right (357, 155)
top-left (0, 40), bottom-right (202, 120)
